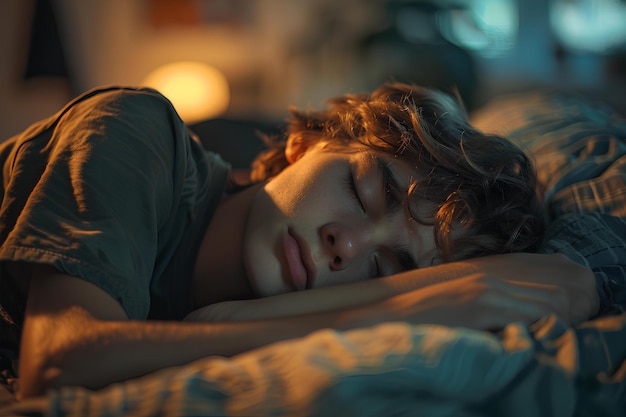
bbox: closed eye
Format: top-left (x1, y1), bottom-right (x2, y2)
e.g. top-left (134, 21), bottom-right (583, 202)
top-left (394, 246), bottom-right (418, 271)
top-left (371, 249), bottom-right (416, 278)
top-left (344, 170), bottom-right (366, 213)
top-left (373, 254), bottom-right (380, 278)
top-left (377, 156), bottom-right (419, 272)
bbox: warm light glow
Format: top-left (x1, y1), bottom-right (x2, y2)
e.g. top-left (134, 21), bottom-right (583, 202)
top-left (142, 61), bottom-right (230, 123)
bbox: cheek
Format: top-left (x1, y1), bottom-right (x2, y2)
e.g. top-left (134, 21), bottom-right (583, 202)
top-left (243, 189), bottom-right (294, 297)
top-left (266, 160), bottom-right (343, 218)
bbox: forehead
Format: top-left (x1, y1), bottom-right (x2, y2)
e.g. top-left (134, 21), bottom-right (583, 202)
top-left (349, 144), bottom-right (436, 217)
top-left (346, 146), bottom-right (418, 186)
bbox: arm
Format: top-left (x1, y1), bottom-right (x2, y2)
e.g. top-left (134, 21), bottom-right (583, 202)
top-left (19, 266), bottom-right (370, 398)
top-left (21, 253), bottom-right (597, 397)
top-left (186, 252), bottom-right (599, 326)
top-left (185, 255), bottom-right (476, 321)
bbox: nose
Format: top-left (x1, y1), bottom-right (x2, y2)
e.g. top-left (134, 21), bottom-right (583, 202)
top-left (320, 221), bottom-right (385, 271)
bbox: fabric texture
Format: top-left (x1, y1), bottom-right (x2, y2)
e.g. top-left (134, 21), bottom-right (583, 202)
top-left (0, 86), bottom-right (230, 364)
top-left (472, 91), bottom-right (626, 316)
top-left (2, 315), bottom-right (625, 417)
top-left (471, 90), bottom-right (626, 220)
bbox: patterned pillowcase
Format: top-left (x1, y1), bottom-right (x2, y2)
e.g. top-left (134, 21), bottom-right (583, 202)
top-left (472, 91), bottom-right (626, 316)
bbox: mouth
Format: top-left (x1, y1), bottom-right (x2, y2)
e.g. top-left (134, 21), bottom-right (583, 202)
top-left (283, 228), bottom-right (317, 291)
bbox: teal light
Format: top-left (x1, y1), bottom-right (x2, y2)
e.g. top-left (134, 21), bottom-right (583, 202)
top-left (438, 0), bottom-right (519, 57)
top-left (551, 0), bottom-right (626, 54)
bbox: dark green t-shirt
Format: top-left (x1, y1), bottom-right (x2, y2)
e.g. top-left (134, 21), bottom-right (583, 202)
top-left (0, 86), bottom-right (230, 358)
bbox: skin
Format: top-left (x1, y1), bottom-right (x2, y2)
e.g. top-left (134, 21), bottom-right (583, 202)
top-left (192, 139), bottom-right (438, 307)
top-left (243, 142), bottom-right (437, 297)
top-left (18, 136), bottom-right (599, 398)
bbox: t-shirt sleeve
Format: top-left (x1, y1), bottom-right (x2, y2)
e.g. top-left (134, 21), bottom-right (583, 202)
top-left (0, 88), bottom-right (184, 319)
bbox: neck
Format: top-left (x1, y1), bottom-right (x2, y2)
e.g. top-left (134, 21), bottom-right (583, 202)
top-left (191, 183), bottom-right (261, 308)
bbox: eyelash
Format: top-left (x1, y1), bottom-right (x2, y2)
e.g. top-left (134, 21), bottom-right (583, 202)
top-left (373, 254), bottom-right (380, 278)
top-left (346, 172), bottom-right (366, 213)
top-left (395, 249), bottom-right (417, 271)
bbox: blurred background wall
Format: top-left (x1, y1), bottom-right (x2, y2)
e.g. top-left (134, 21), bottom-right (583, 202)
top-left (1, 0), bottom-right (625, 142)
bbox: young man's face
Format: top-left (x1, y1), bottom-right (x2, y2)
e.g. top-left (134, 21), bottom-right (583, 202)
top-left (243, 142), bottom-right (437, 298)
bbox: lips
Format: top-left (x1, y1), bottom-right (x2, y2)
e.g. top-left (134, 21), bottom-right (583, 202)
top-left (283, 228), bottom-right (316, 291)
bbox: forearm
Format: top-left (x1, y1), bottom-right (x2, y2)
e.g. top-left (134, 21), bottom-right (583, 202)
top-left (19, 303), bottom-right (369, 397)
top-left (21, 253), bottom-right (597, 396)
top-left (187, 252), bottom-right (598, 331)
top-left (19, 261), bottom-right (472, 397)
top-left (187, 259), bottom-right (480, 322)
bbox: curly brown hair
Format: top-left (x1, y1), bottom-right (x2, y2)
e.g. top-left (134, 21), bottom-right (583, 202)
top-left (250, 83), bottom-right (545, 263)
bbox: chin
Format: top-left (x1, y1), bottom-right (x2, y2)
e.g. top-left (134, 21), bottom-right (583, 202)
top-left (249, 265), bottom-right (294, 299)
top-left (250, 270), bottom-right (291, 298)
top-left (244, 241), bottom-right (284, 299)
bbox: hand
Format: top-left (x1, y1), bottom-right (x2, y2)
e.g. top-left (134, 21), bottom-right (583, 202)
top-left (364, 253), bottom-right (599, 330)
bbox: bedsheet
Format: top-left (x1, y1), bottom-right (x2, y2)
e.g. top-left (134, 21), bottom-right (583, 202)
top-left (1, 91), bottom-right (625, 417)
top-left (2, 314), bottom-right (625, 417)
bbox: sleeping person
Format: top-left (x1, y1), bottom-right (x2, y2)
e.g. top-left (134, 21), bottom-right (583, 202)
top-left (0, 83), bottom-right (599, 399)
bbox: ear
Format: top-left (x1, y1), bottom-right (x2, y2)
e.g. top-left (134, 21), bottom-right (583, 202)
top-left (285, 134), bottom-right (316, 164)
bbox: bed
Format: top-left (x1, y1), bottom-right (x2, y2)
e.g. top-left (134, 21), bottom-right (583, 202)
top-left (1, 90), bottom-right (625, 417)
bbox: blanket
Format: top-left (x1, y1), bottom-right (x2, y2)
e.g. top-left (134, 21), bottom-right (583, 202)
top-left (2, 91), bottom-right (625, 417)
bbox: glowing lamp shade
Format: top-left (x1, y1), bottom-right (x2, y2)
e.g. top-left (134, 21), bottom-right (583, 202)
top-left (142, 61), bottom-right (230, 124)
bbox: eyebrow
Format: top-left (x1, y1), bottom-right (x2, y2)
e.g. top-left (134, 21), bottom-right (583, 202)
top-left (376, 156), bottom-right (419, 271)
